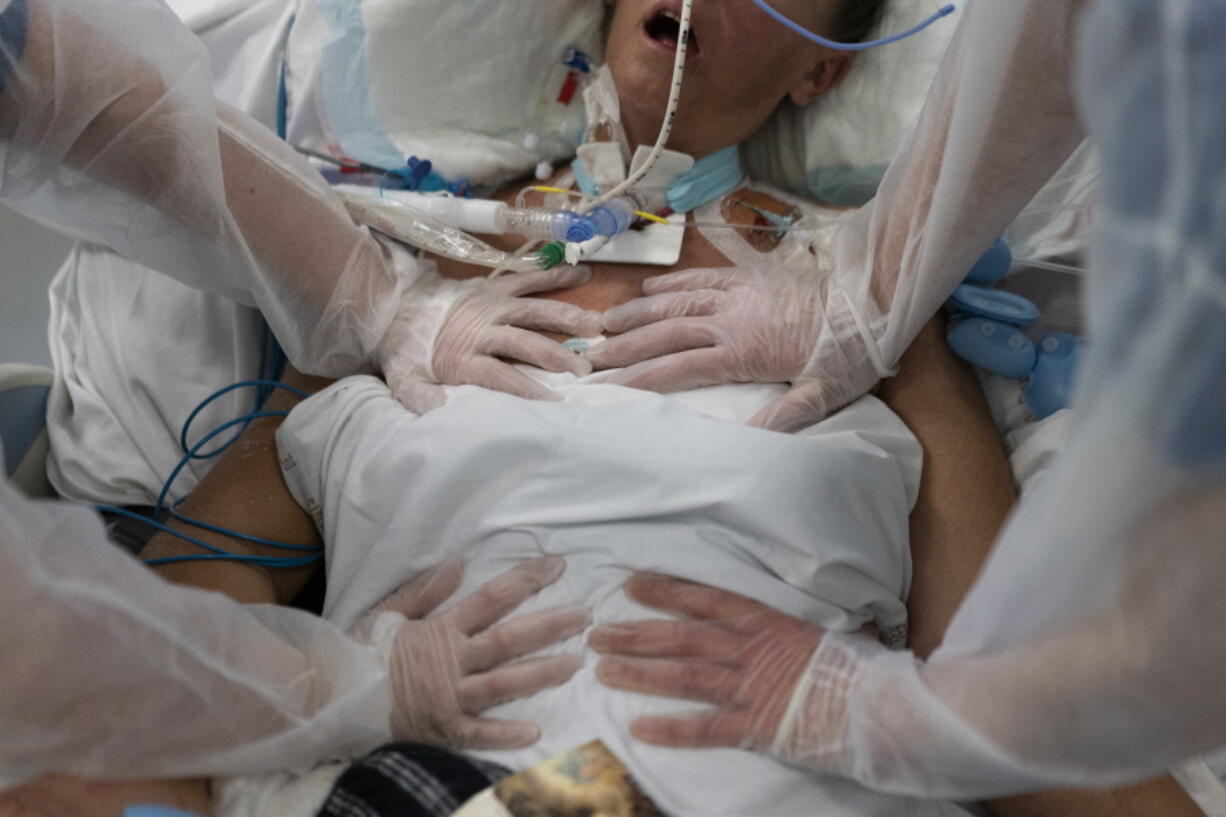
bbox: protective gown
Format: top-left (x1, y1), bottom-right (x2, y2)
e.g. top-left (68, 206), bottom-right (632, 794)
top-left (0, 0), bottom-right (422, 377)
top-left (0, 476), bottom-right (391, 785)
top-left (0, 0), bottom-right (396, 784)
top-left (774, 0), bottom-right (1226, 797)
top-left (0, 0), bottom-right (603, 784)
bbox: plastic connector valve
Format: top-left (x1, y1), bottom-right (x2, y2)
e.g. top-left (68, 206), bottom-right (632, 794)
top-left (536, 241), bottom-right (566, 269)
top-left (587, 200), bottom-right (635, 237)
top-left (556, 211), bottom-right (598, 243)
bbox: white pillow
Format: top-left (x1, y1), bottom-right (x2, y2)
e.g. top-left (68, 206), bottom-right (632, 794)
top-left (285, 0), bottom-right (605, 187)
top-left (742, 1), bottom-right (961, 206)
top-left (286, 0), bottom-right (960, 203)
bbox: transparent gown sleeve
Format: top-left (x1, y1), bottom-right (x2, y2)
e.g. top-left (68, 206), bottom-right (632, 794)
top-left (0, 477), bottom-right (391, 786)
top-left (817, 0), bottom-right (1088, 383)
top-left (770, 0), bottom-right (1226, 798)
top-left (0, 0), bottom-right (412, 376)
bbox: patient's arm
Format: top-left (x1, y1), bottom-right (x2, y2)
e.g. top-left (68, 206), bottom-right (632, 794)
top-left (138, 366), bottom-right (334, 605)
top-left (876, 316), bottom-right (1016, 658)
top-left (880, 319), bottom-right (1202, 817)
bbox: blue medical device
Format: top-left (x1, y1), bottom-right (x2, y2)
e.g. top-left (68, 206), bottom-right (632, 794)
top-left (947, 315), bottom-right (1036, 380)
top-left (122, 807), bottom-right (206, 817)
top-left (946, 240), bottom-right (1083, 420)
top-left (750, 0), bottom-right (956, 51)
top-left (964, 237), bottom-right (1013, 284)
top-left (948, 283), bottom-right (1041, 325)
top-left (1024, 332), bottom-right (1082, 420)
top-left (0, 0), bottom-right (28, 96)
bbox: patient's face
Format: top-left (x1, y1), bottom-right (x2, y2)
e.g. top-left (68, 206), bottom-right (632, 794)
top-left (605, 0), bottom-right (849, 158)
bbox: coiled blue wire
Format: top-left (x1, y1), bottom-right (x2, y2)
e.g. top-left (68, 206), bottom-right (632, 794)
top-left (99, 373), bottom-right (319, 568)
top-left (749, 0), bottom-right (956, 51)
top-left (99, 504), bottom-right (322, 568)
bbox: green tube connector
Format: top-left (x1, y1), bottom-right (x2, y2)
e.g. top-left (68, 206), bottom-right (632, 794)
top-left (536, 241), bottom-right (567, 269)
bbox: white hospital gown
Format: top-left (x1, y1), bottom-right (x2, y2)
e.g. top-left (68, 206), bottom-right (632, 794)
top-left (226, 368), bottom-right (985, 817)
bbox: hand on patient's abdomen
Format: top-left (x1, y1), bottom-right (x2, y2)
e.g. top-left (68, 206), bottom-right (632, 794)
top-left (354, 555), bottom-right (590, 750)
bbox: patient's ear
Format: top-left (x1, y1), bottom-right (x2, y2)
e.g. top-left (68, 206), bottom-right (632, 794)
top-left (788, 53), bottom-right (854, 106)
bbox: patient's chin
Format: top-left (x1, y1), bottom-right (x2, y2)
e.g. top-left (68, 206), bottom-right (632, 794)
top-left (0, 775), bottom-right (212, 817)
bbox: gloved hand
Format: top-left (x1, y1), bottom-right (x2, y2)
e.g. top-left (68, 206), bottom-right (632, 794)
top-left (376, 265), bottom-right (603, 414)
top-left (585, 266), bottom-right (881, 433)
top-left (355, 555), bottom-right (591, 750)
top-left (589, 572), bottom-right (833, 761)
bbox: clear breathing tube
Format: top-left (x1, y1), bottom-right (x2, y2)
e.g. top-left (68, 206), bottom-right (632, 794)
top-left (337, 187), bottom-right (647, 272)
top-left (577, 0), bottom-right (694, 216)
top-left (340, 193), bottom-right (563, 273)
top-left (333, 187), bottom-right (600, 243)
top-left (503, 208), bottom-right (596, 243)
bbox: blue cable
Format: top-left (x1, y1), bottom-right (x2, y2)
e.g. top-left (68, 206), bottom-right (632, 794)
top-left (177, 379), bottom-right (307, 460)
top-left (749, 0), bottom-right (956, 51)
top-left (157, 410), bottom-right (288, 517)
top-left (99, 505), bottom-right (321, 568)
top-left (111, 379), bottom-right (323, 568)
top-left (167, 495), bottom-right (320, 552)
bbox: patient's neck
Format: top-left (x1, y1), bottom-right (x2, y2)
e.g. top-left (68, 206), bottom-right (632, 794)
top-left (619, 107), bottom-right (735, 161)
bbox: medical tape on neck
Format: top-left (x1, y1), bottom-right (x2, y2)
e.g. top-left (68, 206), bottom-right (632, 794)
top-left (574, 63), bottom-right (744, 214)
top-left (573, 143), bottom-right (745, 215)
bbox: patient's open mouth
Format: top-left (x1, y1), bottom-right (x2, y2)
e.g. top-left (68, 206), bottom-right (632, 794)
top-left (643, 6), bottom-right (700, 56)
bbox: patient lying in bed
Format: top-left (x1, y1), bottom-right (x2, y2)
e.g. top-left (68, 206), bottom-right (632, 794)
top-left (124, 3), bottom-right (1003, 806)
top-left (136, 124), bottom-right (1009, 817)
top-left (155, 312), bottom-right (1013, 817)
top-left (128, 226), bottom-right (1196, 817)
top-left (6, 1), bottom-right (1201, 815)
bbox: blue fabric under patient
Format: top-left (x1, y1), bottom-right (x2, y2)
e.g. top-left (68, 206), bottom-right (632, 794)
top-left (0, 0), bottom-right (28, 95)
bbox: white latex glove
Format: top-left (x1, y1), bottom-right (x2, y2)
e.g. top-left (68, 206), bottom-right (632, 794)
top-left (589, 573), bottom-right (824, 755)
top-left (376, 265), bottom-right (603, 414)
top-left (586, 267), bottom-right (878, 433)
top-left (355, 555), bottom-right (591, 750)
